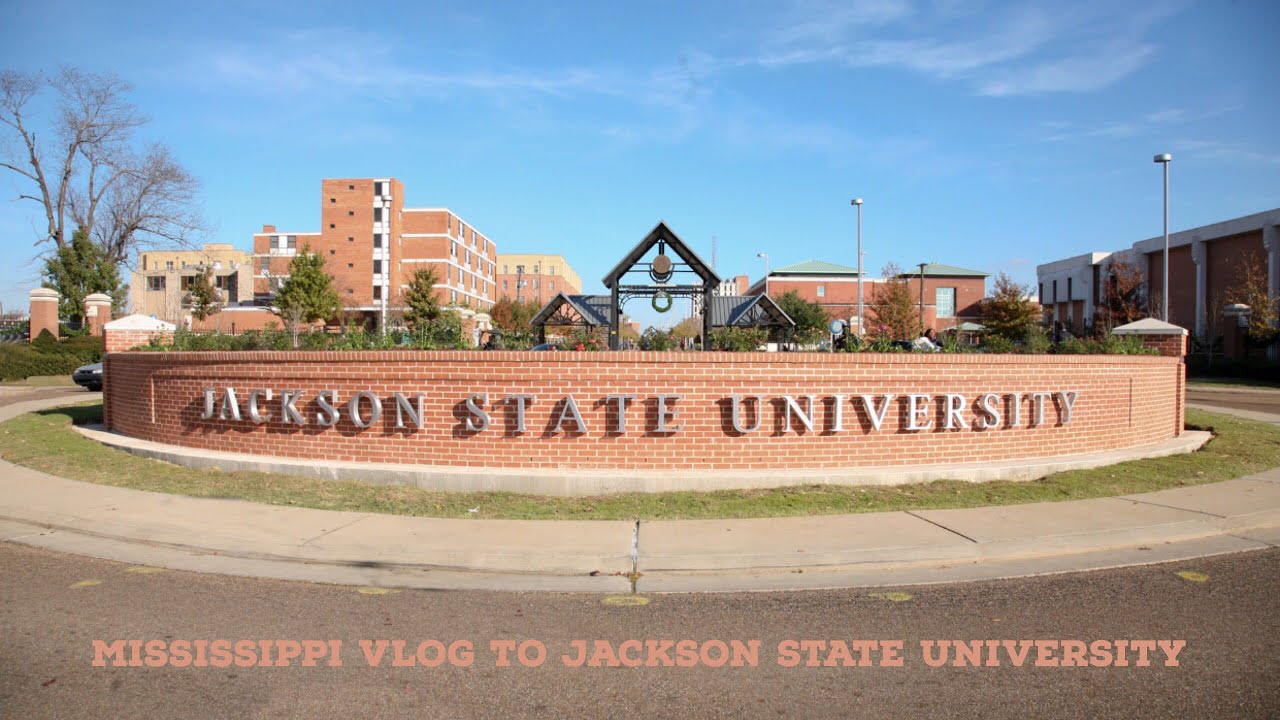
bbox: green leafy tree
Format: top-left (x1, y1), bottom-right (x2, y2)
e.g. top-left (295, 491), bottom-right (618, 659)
top-left (775, 290), bottom-right (830, 346)
top-left (869, 263), bottom-right (919, 340)
top-left (710, 327), bottom-right (766, 351)
top-left (184, 267), bottom-right (223, 321)
top-left (274, 244), bottom-right (340, 344)
top-left (401, 267), bottom-right (443, 331)
top-left (982, 272), bottom-right (1040, 341)
top-left (641, 327), bottom-right (677, 351)
top-left (41, 227), bottom-right (123, 324)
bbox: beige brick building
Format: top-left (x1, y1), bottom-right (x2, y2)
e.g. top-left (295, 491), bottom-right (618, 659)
top-left (496, 253), bottom-right (582, 304)
top-left (130, 243), bottom-right (255, 324)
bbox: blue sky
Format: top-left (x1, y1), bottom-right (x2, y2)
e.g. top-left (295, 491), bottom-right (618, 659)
top-left (1, 0), bottom-right (1277, 326)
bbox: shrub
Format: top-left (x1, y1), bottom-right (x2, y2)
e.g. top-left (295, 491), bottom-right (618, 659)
top-left (710, 327), bottom-right (766, 352)
top-left (0, 334), bottom-right (104, 380)
top-left (980, 335), bottom-right (1015, 354)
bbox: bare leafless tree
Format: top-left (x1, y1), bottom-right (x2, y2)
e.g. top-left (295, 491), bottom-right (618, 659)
top-left (0, 67), bottom-right (205, 265)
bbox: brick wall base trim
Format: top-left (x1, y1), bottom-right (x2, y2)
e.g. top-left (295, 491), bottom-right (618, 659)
top-left (77, 422), bottom-right (1210, 496)
top-left (103, 351), bottom-right (1186, 477)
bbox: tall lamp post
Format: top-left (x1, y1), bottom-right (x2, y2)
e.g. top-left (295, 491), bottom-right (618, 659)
top-left (757, 252), bottom-right (770, 298)
top-left (918, 262), bottom-right (927, 336)
top-left (1154, 153), bottom-right (1172, 322)
top-left (851, 198), bottom-right (864, 335)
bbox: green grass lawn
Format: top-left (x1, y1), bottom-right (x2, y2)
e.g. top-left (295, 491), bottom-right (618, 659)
top-left (1, 403), bottom-right (1277, 521)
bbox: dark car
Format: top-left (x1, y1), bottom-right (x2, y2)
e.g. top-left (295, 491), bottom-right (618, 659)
top-left (72, 362), bottom-right (103, 391)
top-left (530, 343), bottom-right (561, 351)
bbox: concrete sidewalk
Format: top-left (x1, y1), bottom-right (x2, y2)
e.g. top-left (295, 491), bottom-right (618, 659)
top-left (1, 395), bottom-right (1278, 593)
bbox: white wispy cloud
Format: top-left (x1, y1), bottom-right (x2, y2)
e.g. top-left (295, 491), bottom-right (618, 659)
top-left (204, 29), bottom-right (611, 102)
top-left (751, 0), bottom-right (1183, 96)
top-left (1035, 104), bottom-right (1242, 143)
top-left (1175, 139), bottom-right (1280, 166)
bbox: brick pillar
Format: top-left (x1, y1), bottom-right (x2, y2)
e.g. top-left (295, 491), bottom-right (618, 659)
top-left (84, 293), bottom-right (113, 336)
top-left (1113, 320), bottom-right (1188, 436)
top-left (28, 288), bottom-right (59, 342)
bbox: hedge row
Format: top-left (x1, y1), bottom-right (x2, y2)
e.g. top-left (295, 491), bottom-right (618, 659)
top-left (0, 331), bottom-right (104, 381)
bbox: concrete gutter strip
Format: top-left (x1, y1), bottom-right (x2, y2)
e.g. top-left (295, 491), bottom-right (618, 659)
top-left (72, 423), bottom-right (1211, 496)
top-left (0, 393), bottom-right (1276, 592)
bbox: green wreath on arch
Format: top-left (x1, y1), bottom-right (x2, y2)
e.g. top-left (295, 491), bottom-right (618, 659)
top-left (651, 291), bottom-right (673, 314)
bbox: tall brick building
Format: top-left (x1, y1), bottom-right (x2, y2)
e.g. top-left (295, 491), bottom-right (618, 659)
top-left (253, 178), bottom-right (498, 328)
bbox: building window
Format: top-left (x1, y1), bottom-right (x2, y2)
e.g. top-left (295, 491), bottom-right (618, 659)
top-left (374, 181), bottom-right (384, 196)
top-left (451, 290), bottom-right (457, 303)
top-left (550, 266), bottom-right (556, 276)
top-left (516, 265), bottom-right (524, 274)
top-left (549, 281), bottom-right (555, 291)
top-left (936, 287), bottom-right (956, 318)
top-left (1039, 283), bottom-right (1044, 304)
top-left (347, 263), bottom-right (354, 269)
top-left (1067, 277), bottom-right (1073, 300)
top-left (329, 249), bottom-right (335, 255)
top-left (373, 260), bottom-right (382, 274)
top-left (348, 184), bottom-right (354, 190)
top-left (1052, 280), bottom-right (1058, 303)
top-left (503, 280), bottom-right (508, 290)
top-left (330, 198), bottom-right (336, 204)
top-left (373, 234), bottom-right (382, 248)
top-left (348, 211), bottom-right (354, 216)
top-left (816, 285), bottom-right (826, 297)
top-left (503, 265), bottom-right (508, 274)
top-left (373, 207), bottom-right (383, 223)
top-left (166, 261), bottom-right (174, 270)
top-left (147, 276), bottom-right (166, 291)
top-left (373, 285), bottom-right (382, 300)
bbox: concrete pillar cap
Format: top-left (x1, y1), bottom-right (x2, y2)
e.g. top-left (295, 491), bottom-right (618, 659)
top-left (29, 288), bottom-right (59, 301)
top-left (85, 293), bottom-right (113, 304)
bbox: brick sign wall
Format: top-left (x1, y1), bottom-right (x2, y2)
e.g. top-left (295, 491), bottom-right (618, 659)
top-left (103, 351), bottom-right (1184, 471)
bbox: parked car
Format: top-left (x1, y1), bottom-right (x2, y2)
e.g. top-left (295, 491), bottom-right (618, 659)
top-left (530, 343), bottom-right (561, 351)
top-left (72, 362), bottom-right (103, 391)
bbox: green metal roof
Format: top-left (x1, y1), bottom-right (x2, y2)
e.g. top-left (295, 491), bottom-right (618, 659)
top-left (771, 260), bottom-right (861, 276)
top-left (898, 263), bottom-right (989, 278)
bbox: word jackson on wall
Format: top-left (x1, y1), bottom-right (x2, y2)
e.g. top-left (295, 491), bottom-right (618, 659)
top-left (198, 389), bottom-right (1080, 436)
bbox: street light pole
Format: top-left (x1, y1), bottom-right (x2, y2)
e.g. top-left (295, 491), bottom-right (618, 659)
top-left (855, 194), bottom-right (865, 333)
top-left (1154, 153), bottom-right (1172, 322)
top-left (757, 252), bottom-right (770, 298)
top-left (918, 262), bottom-right (927, 336)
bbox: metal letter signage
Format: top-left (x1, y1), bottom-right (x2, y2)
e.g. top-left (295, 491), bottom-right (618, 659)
top-left (196, 389), bottom-right (1082, 439)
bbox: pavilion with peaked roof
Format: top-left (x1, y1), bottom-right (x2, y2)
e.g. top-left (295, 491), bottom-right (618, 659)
top-left (531, 222), bottom-right (795, 349)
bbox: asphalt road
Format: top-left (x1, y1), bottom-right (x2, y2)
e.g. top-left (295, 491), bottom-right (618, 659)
top-left (1187, 386), bottom-right (1280, 416)
top-left (2, 542), bottom-right (1277, 719)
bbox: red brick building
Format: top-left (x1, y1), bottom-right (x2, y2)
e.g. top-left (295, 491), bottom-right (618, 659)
top-left (252, 178), bottom-right (498, 328)
top-left (1036, 208), bottom-right (1279, 354)
top-left (747, 260), bottom-right (988, 333)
